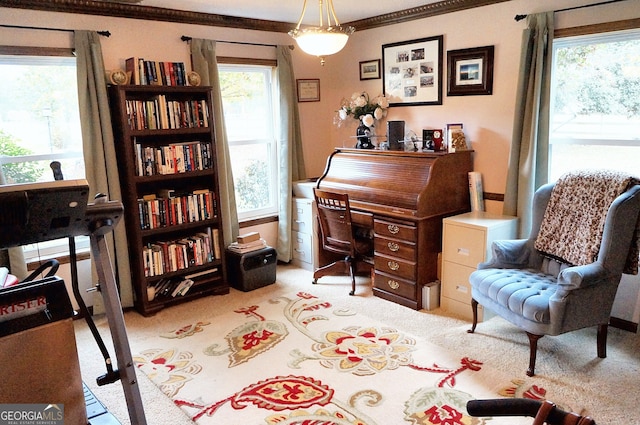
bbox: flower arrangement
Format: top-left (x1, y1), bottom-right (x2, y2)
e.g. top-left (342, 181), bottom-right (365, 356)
top-left (335, 91), bottom-right (389, 128)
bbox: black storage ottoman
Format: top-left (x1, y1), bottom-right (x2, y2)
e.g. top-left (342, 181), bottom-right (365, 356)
top-left (226, 246), bottom-right (277, 291)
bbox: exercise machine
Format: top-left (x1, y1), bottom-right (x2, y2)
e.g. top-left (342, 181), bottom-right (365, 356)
top-left (0, 179), bottom-right (146, 424)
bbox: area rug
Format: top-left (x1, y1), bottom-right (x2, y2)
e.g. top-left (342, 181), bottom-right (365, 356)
top-left (132, 290), bottom-right (565, 424)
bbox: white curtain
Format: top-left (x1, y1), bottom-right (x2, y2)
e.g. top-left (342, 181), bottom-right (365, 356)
top-left (75, 30), bottom-right (134, 307)
top-left (503, 12), bottom-right (554, 237)
top-left (276, 45), bottom-right (306, 262)
top-left (189, 38), bottom-right (239, 247)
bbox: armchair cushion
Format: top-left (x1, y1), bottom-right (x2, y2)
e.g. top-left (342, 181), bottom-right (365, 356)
top-left (471, 268), bottom-right (557, 324)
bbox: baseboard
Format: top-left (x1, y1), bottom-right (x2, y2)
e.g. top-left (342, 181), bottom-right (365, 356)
top-left (610, 316), bottom-right (638, 333)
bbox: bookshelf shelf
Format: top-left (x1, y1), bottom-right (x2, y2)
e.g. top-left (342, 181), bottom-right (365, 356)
top-left (109, 84), bottom-right (228, 316)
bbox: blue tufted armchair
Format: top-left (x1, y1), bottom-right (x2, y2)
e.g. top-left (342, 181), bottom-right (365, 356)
top-left (468, 171), bottom-right (640, 376)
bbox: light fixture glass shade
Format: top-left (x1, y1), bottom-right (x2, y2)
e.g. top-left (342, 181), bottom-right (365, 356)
top-left (290, 26), bottom-right (354, 57)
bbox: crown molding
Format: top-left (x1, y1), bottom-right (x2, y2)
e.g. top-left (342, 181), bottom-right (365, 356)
top-left (0, 0), bottom-right (509, 33)
top-left (346, 0), bottom-right (511, 30)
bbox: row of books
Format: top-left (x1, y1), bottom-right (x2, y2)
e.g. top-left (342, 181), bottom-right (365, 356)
top-left (135, 140), bottom-right (213, 176)
top-left (138, 189), bottom-right (217, 230)
top-left (143, 228), bottom-right (221, 277)
top-left (125, 96), bottom-right (209, 131)
top-left (149, 278), bottom-right (195, 299)
top-left (125, 57), bottom-right (187, 86)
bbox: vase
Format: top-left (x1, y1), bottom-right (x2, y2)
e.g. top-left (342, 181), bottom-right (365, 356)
top-left (356, 122), bottom-right (374, 149)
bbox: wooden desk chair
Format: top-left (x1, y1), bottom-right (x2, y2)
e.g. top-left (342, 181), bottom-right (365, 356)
top-left (312, 188), bottom-right (373, 295)
top-left (467, 399), bottom-right (596, 425)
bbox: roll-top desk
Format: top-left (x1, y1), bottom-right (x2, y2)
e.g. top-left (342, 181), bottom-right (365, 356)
top-left (316, 148), bottom-right (472, 310)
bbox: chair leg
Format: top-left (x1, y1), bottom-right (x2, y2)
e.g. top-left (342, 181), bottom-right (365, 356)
top-left (526, 332), bottom-right (543, 377)
top-left (348, 258), bottom-right (356, 296)
top-left (468, 298), bottom-right (479, 334)
top-left (597, 323), bottom-right (608, 358)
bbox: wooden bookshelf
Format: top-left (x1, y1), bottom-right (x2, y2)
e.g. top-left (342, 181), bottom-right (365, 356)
top-left (108, 84), bottom-right (228, 315)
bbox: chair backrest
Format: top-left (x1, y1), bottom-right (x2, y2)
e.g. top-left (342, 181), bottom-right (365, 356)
top-left (314, 188), bottom-right (356, 257)
top-left (528, 177), bottom-right (640, 276)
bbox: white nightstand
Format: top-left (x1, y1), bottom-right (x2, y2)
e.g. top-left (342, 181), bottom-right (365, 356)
top-left (291, 197), bottom-right (318, 271)
top-left (441, 212), bottom-right (518, 321)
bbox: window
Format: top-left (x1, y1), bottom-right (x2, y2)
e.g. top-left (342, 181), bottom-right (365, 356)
top-left (0, 52), bottom-right (86, 259)
top-left (218, 64), bottom-right (278, 222)
top-left (549, 28), bottom-right (640, 181)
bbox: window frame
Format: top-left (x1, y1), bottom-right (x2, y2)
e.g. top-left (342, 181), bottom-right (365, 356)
top-left (0, 46), bottom-right (88, 260)
top-left (548, 20), bottom-right (640, 181)
top-left (217, 59), bottom-right (279, 223)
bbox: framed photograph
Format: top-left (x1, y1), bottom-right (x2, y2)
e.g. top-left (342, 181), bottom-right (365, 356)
top-left (296, 79), bottom-right (320, 102)
top-left (382, 35), bottom-right (443, 106)
top-left (447, 45), bottom-right (494, 96)
top-left (359, 59), bottom-right (381, 80)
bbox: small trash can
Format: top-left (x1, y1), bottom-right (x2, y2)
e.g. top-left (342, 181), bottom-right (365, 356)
top-left (226, 246), bottom-right (277, 291)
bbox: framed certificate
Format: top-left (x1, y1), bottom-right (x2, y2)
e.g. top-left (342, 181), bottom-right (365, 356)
top-left (296, 79), bottom-right (320, 102)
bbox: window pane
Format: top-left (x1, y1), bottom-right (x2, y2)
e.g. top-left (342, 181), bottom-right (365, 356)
top-left (219, 65), bottom-right (278, 220)
top-left (0, 55), bottom-right (86, 257)
top-left (229, 143), bottom-right (274, 211)
top-left (549, 29), bottom-right (640, 180)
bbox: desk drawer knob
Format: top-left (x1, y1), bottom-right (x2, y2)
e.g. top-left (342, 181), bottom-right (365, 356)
top-left (387, 279), bottom-right (400, 290)
top-left (387, 224), bottom-right (400, 234)
top-left (387, 260), bottom-right (399, 271)
top-left (387, 241), bottom-right (399, 252)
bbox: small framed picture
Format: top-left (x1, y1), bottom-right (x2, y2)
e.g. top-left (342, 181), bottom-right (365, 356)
top-left (447, 45), bottom-right (494, 96)
top-left (296, 79), bottom-right (320, 102)
top-left (359, 59), bottom-right (381, 80)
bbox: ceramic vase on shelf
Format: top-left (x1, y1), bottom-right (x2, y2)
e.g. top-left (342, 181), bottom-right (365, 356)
top-left (356, 121), bottom-right (374, 149)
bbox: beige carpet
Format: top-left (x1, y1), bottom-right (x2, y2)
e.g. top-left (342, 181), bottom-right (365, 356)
top-left (74, 263), bottom-right (640, 424)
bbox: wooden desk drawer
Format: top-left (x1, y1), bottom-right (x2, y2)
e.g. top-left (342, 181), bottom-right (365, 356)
top-left (374, 219), bottom-right (416, 242)
top-left (442, 224), bottom-right (485, 267)
top-left (374, 253), bottom-right (416, 281)
top-left (441, 260), bottom-right (475, 304)
top-left (374, 271), bottom-right (415, 300)
top-left (374, 237), bottom-right (415, 261)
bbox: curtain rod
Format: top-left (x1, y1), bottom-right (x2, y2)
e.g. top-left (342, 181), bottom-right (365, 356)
top-left (180, 35), bottom-right (293, 49)
top-left (0, 24), bottom-right (110, 36)
top-left (514, 0), bottom-right (624, 21)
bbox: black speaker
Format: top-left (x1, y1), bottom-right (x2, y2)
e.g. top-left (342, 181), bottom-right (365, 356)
top-left (387, 120), bottom-right (405, 150)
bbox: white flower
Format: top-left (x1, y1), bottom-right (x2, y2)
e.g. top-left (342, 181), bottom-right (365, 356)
top-left (374, 107), bottom-right (384, 120)
top-left (361, 114), bottom-right (375, 127)
top-left (339, 108), bottom-right (348, 120)
top-left (377, 96), bottom-right (390, 109)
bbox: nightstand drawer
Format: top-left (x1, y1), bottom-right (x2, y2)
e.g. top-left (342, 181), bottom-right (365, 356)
top-left (292, 230), bottom-right (312, 263)
top-left (442, 225), bottom-right (485, 267)
top-left (292, 198), bottom-right (313, 233)
top-left (441, 260), bottom-right (476, 304)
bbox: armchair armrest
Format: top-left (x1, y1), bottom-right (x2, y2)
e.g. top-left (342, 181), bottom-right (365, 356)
top-left (478, 239), bottom-right (533, 270)
top-left (555, 262), bottom-right (614, 294)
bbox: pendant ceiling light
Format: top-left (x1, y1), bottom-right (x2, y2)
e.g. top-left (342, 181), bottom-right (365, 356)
top-left (289, 0), bottom-right (355, 65)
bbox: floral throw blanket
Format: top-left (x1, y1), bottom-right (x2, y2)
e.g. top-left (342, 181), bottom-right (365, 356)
top-left (534, 170), bottom-right (640, 274)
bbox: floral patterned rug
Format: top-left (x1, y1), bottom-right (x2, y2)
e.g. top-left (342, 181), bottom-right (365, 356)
top-left (133, 291), bottom-right (557, 424)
